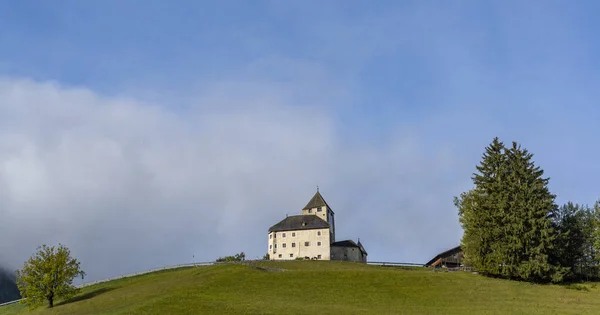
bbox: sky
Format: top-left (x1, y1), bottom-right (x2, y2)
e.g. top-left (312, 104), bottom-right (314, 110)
top-left (1, 0), bottom-right (599, 283)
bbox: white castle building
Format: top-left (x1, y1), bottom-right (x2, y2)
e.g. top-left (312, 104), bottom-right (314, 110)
top-left (267, 190), bottom-right (367, 262)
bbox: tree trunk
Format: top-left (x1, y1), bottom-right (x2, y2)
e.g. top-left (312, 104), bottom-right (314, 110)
top-left (48, 293), bottom-right (54, 308)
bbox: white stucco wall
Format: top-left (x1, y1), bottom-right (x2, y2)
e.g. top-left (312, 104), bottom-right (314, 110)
top-left (301, 206), bottom-right (329, 222)
top-left (301, 206), bottom-right (335, 242)
top-left (268, 228), bottom-right (330, 260)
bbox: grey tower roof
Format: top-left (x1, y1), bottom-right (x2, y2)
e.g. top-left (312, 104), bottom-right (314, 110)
top-left (302, 191), bottom-right (332, 211)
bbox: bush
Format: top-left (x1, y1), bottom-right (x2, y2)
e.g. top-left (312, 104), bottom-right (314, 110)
top-left (216, 252), bottom-right (246, 262)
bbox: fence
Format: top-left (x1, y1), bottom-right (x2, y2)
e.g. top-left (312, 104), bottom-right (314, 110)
top-left (367, 261), bottom-right (425, 267)
top-left (0, 260), bottom-right (431, 308)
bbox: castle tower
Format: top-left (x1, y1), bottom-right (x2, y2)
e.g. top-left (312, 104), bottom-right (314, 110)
top-left (301, 189), bottom-right (336, 243)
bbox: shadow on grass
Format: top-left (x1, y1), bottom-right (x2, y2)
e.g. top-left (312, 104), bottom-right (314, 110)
top-left (56, 287), bottom-right (117, 306)
top-left (562, 283), bottom-right (594, 292)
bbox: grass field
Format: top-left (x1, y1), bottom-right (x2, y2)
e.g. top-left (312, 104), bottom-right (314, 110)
top-left (1, 261), bottom-right (600, 315)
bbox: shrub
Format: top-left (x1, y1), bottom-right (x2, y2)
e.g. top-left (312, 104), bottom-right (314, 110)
top-left (216, 252), bottom-right (246, 262)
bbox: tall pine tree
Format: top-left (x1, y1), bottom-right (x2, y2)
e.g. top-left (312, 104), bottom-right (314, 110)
top-left (457, 137), bottom-right (508, 276)
top-left (504, 142), bottom-right (565, 281)
top-left (457, 138), bottom-right (566, 282)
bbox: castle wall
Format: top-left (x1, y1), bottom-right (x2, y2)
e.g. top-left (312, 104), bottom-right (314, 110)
top-left (302, 206), bottom-right (329, 222)
top-left (301, 206), bottom-right (335, 242)
top-left (268, 228), bottom-right (330, 260)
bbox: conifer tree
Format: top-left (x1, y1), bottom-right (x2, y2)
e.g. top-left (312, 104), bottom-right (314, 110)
top-left (578, 207), bottom-right (599, 279)
top-left (592, 201), bottom-right (600, 266)
top-left (552, 202), bottom-right (591, 280)
top-left (456, 138), bottom-right (565, 282)
top-left (457, 137), bottom-right (508, 275)
top-left (504, 142), bottom-right (565, 282)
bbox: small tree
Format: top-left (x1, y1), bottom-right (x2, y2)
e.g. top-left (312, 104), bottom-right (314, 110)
top-left (15, 244), bottom-right (85, 309)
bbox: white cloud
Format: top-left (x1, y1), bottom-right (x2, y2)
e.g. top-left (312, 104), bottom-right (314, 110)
top-left (0, 76), bottom-right (465, 282)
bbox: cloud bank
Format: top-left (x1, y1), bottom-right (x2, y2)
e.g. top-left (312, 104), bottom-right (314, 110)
top-left (0, 76), bottom-right (468, 282)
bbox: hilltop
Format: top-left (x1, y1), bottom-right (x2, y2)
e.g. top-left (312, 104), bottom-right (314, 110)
top-left (1, 261), bottom-right (600, 315)
top-left (0, 269), bottom-right (20, 304)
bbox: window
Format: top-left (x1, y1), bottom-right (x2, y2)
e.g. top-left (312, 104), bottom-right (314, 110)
top-left (305, 242), bottom-right (310, 246)
top-left (274, 233), bottom-right (277, 238)
top-left (292, 232), bottom-right (295, 237)
top-left (317, 207), bottom-right (322, 212)
top-left (308, 209), bottom-right (312, 213)
top-left (269, 245), bottom-right (272, 249)
top-left (292, 243), bottom-right (296, 248)
top-left (317, 242), bottom-right (321, 246)
top-left (282, 243), bottom-right (286, 248)
top-left (270, 234), bottom-right (272, 239)
top-left (278, 254), bottom-right (282, 258)
top-left (274, 244), bottom-right (277, 248)
top-left (317, 255), bottom-right (322, 259)
top-left (290, 254), bottom-right (294, 258)
top-left (282, 233), bottom-right (286, 237)
top-left (317, 231), bottom-right (321, 236)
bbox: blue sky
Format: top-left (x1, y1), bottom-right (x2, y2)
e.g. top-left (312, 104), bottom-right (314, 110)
top-left (1, 1), bottom-right (599, 281)
top-left (4, 0), bottom-right (599, 145)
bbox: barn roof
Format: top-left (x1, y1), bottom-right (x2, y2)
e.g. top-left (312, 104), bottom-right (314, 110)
top-left (268, 215), bottom-right (329, 232)
top-left (331, 240), bottom-right (359, 247)
top-left (425, 245), bottom-right (462, 266)
top-left (332, 239), bottom-right (368, 256)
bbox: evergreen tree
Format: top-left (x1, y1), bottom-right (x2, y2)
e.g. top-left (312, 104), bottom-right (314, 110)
top-left (504, 142), bottom-right (565, 282)
top-left (457, 137), bottom-right (509, 276)
top-left (456, 138), bottom-right (565, 282)
top-left (592, 201), bottom-right (600, 268)
top-left (576, 205), bottom-right (598, 280)
top-left (551, 202), bottom-right (595, 280)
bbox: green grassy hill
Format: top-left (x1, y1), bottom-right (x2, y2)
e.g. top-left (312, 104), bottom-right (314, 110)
top-left (1, 261), bottom-right (600, 315)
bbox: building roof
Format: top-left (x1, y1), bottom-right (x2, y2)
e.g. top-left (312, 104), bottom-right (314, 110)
top-left (331, 239), bottom-right (368, 255)
top-left (268, 215), bottom-right (330, 232)
top-left (357, 240), bottom-right (368, 256)
top-left (425, 245), bottom-right (462, 266)
top-left (302, 190), bottom-right (333, 212)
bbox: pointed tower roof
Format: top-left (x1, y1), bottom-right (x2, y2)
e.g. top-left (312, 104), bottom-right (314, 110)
top-left (302, 190), bottom-right (331, 211)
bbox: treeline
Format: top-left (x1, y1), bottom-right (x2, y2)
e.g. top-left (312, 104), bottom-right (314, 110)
top-left (455, 137), bottom-right (600, 283)
top-left (215, 252), bottom-right (246, 262)
top-left (552, 202), bottom-right (600, 281)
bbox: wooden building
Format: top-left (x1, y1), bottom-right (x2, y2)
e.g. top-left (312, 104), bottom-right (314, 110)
top-left (425, 246), bottom-right (463, 268)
